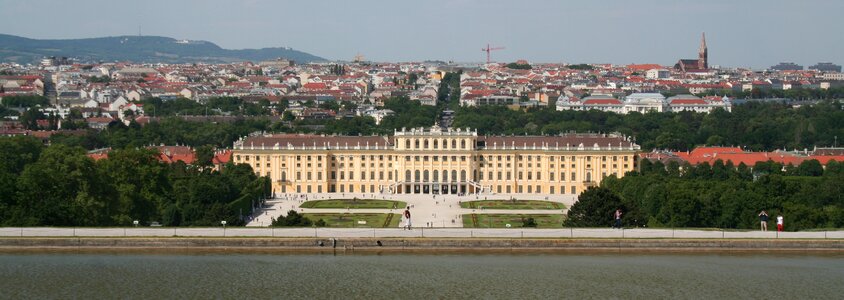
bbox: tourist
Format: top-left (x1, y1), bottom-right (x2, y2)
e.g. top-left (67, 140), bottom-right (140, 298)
top-left (404, 206), bottom-right (412, 230)
top-left (614, 208), bottom-right (623, 229)
top-left (777, 214), bottom-right (784, 232)
top-left (759, 210), bottom-right (769, 231)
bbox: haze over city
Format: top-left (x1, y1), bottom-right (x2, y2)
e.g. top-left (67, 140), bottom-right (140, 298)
top-left (0, 0), bottom-right (841, 68)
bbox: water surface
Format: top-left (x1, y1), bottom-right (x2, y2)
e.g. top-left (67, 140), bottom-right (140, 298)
top-left (0, 253), bottom-right (841, 299)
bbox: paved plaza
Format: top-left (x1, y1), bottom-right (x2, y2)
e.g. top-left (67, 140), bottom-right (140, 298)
top-left (246, 193), bottom-right (576, 228)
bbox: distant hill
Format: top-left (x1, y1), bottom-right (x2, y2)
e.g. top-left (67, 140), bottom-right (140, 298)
top-left (0, 34), bottom-right (327, 64)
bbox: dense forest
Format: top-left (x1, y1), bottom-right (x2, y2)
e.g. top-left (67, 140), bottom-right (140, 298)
top-left (0, 136), bottom-right (270, 227)
top-left (567, 159), bottom-right (844, 230)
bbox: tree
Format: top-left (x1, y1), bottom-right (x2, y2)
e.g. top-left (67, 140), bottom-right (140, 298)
top-left (282, 111), bottom-right (296, 122)
top-left (272, 210), bottom-right (313, 227)
top-left (194, 145), bottom-right (215, 167)
top-left (14, 145), bottom-right (108, 226)
top-left (796, 159), bottom-right (823, 176)
top-left (565, 187), bottom-right (624, 227)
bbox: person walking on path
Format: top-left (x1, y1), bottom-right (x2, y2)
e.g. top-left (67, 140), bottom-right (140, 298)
top-left (759, 210), bottom-right (769, 231)
top-left (403, 206), bottom-right (412, 230)
top-left (613, 208), bottom-right (623, 229)
top-left (777, 214), bottom-right (784, 232)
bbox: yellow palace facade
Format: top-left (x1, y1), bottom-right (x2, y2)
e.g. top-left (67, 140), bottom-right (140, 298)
top-left (232, 127), bottom-right (640, 196)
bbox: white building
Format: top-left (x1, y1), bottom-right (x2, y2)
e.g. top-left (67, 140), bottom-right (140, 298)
top-left (557, 93), bottom-right (730, 114)
top-left (556, 95), bottom-right (624, 114)
top-left (666, 95), bottom-right (731, 113)
top-left (624, 93), bottom-right (666, 113)
top-left (645, 69), bottom-right (671, 79)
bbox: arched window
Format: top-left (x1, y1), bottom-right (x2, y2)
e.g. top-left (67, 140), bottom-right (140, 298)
top-left (460, 170), bottom-right (466, 181)
top-left (281, 171), bottom-right (286, 181)
top-left (405, 170), bottom-right (411, 181)
top-left (586, 172), bottom-right (592, 183)
top-left (415, 170), bottom-right (421, 182)
top-left (433, 140), bottom-right (439, 149)
top-left (405, 140), bottom-right (410, 149)
top-left (442, 170), bottom-right (448, 182)
top-left (451, 170), bottom-right (458, 182)
top-left (424, 140), bottom-right (429, 149)
top-left (451, 140), bottom-right (457, 149)
top-left (423, 170), bottom-right (429, 182)
top-left (414, 139), bottom-right (420, 149)
top-left (433, 170), bottom-right (439, 182)
top-left (460, 140), bottom-right (466, 149)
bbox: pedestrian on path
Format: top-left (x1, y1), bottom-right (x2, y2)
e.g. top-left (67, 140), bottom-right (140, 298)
top-left (613, 208), bottom-right (623, 229)
top-left (759, 210), bottom-right (769, 231)
top-left (403, 206), bottom-right (412, 230)
top-left (777, 214), bottom-right (784, 232)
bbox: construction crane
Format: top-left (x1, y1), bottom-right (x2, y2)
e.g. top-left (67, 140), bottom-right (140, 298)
top-left (481, 44), bottom-right (505, 64)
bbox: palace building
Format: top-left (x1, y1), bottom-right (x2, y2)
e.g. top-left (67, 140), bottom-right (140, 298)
top-left (232, 127), bottom-right (640, 196)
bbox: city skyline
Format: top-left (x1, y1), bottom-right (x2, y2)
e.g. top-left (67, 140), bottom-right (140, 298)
top-left (0, 0), bottom-right (842, 68)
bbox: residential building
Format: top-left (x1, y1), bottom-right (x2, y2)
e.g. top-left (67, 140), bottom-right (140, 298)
top-left (809, 62), bottom-right (842, 73)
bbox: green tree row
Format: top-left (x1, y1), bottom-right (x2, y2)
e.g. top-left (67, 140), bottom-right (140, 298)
top-left (0, 136), bottom-right (270, 227)
top-left (567, 159), bottom-right (844, 230)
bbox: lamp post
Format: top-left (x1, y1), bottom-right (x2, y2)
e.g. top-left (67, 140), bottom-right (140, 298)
top-left (221, 220), bottom-right (227, 237)
top-left (133, 220), bottom-right (139, 227)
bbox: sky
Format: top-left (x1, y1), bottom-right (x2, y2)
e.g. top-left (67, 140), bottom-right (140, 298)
top-left (0, 0), bottom-right (842, 68)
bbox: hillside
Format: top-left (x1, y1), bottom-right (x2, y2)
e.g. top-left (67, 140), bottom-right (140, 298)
top-left (0, 34), bottom-right (327, 64)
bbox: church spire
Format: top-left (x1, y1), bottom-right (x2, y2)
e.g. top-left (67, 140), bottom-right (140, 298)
top-left (698, 32), bottom-right (708, 69)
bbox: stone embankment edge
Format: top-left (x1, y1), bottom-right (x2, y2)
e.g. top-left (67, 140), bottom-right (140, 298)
top-left (0, 238), bottom-right (842, 253)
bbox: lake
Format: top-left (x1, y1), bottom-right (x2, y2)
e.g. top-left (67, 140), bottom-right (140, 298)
top-left (0, 252), bottom-right (841, 299)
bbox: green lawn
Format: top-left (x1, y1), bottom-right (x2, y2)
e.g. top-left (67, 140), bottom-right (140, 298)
top-left (463, 214), bottom-right (566, 228)
top-left (299, 199), bottom-right (407, 209)
top-left (460, 200), bottom-right (564, 210)
top-left (303, 213), bottom-right (401, 228)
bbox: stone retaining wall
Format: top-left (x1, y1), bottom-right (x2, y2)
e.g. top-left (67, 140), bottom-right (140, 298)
top-left (0, 238), bottom-right (841, 252)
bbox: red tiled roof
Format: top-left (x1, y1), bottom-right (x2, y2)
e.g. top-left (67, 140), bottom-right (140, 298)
top-left (583, 99), bottom-right (622, 105)
top-left (626, 64), bottom-right (663, 71)
top-left (213, 150), bottom-right (232, 165)
top-left (670, 99), bottom-right (707, 105)
top-left (241, 134), bottom-right (391, 149)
